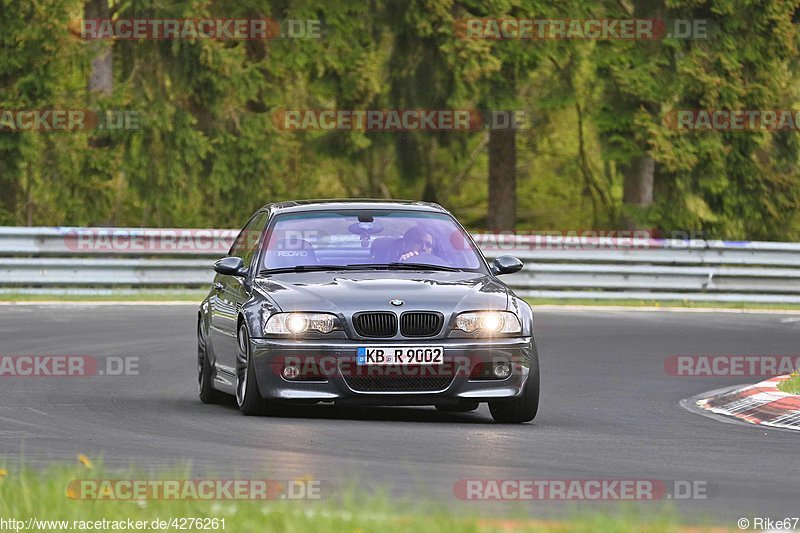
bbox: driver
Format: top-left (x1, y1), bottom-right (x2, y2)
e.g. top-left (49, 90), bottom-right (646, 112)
top-left (397, 225), bottom-right (435, 262)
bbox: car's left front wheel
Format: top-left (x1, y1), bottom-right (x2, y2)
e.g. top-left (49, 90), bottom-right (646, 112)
top-left (236, 322), bottom-right (273, 416)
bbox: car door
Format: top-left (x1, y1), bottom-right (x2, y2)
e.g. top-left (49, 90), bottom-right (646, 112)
top-left (209, 211), bottom-right (269, 375)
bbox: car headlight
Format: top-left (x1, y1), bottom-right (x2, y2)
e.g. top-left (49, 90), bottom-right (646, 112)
top-left (454, 311), bottom-right (521, 335)
top-left (264, 312), bottom-right (339, 335)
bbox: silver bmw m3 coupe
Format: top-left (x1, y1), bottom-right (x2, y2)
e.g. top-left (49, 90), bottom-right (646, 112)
top-left (197, 199), bottom-right (539, 423)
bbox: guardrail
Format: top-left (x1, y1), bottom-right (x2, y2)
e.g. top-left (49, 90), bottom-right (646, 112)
top-left (2, 226), bottom-right (800, 302)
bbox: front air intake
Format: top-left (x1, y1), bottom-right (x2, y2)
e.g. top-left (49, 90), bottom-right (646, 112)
top-left (353, 312), bottom-right (397, 337)
top-left (399, 312), bottom-right (444, 337)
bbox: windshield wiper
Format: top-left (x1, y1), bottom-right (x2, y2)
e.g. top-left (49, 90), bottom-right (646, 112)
top-left (260, 263), bottom-right (465, 275)
top-left (259, 265), bottom-right (356, 275)
top-left (372, 262), bottom-right (464, 272)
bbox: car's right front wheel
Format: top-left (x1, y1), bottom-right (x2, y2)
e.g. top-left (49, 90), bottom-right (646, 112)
top-left (489, 345), bottom-right (540, 423)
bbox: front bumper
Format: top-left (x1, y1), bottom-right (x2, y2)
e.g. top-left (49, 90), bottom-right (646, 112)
top-left (249, 337), bottom-right (532, 406)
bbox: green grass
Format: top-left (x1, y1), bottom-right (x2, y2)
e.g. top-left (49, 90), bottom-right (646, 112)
top-left (1, 291), bottom-right (799, 312)
top-left (0, 461), bottom-right (716, 532)
top-left (526, 298), bottom-right (800, 311)
top-left (777, 372), bottom-right (800, 394)
top-left (0, 290), bottom-right (206, 302)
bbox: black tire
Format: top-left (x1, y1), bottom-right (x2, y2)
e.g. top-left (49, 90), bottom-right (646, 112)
top-left (489, 342), bottom-right (540, 423)
top-left (198, 319), bottom-right (225, 404)
top-left (235, 322), bottom-right (273, 416)
top-left (435, 401), bottom-right (479, 412)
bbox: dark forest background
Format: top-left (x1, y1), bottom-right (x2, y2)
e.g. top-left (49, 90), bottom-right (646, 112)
top-left (2, 0), bottom-right (800, 239)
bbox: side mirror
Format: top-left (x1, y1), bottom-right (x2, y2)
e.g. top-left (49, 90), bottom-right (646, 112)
top-left (492, 256), bottom-right (523, 275)
top-left (213, 256), bottom-right (247, 277)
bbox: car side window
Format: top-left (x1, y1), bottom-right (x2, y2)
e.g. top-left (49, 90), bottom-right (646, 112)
top-left (241, 212), bottom-right (269, 268)
top-left (228, 219), bottom-right (253, 259)
top-left (229, 211), bottom-right (269, 269)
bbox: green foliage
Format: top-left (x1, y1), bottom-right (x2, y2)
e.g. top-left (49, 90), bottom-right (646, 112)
top-left (0, 0), bottom-right (798, 239)
top-left (778, 371), bottom-right (800, 394)
top-left (594, 0), bottom-right (800, 238)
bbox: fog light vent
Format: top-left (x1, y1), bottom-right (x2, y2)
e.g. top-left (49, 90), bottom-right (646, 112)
top-left (493, 362), bottom-right (512, 379)
top-left (282, 365), bottom-right (301, 380)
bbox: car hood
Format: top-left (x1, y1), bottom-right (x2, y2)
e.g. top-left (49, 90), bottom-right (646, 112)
top-left (253, 271), bottom-right (509, 314)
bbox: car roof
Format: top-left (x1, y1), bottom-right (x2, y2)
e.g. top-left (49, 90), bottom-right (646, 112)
top-left (262, 199), bottom-right (449, 214)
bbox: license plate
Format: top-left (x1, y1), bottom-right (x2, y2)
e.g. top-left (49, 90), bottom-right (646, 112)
top-left (356, 346), bottom-right (444, 365)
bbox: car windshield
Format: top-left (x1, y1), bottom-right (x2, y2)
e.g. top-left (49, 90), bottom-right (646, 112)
top-left (260, 210), bottom-right (485, 271)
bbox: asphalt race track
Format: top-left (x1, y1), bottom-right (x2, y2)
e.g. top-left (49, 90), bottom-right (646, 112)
top-left (1, 304), bottom-right (797, 522)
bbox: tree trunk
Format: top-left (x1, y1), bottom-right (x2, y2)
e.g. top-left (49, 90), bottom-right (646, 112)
top-left (85, 0), bottom-right (112, 95)
top-left (0, 160), bottom-right (21, 224)
top-left (487, 127), bottom-right (516, 231)
top-left (622, 155), bottom-right (655, 206)
top-left (620, 0), bottom-right (661, 216)
top-left (25, 163), bottom-right (33, 226)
